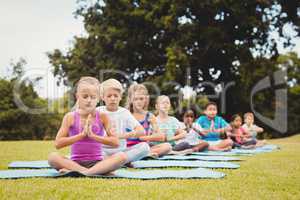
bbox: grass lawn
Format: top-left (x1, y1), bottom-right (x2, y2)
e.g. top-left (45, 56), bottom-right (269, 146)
top-left (0, 135), bottom-right (300, 200)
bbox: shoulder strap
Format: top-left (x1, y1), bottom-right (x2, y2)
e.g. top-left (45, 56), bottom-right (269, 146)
top-left (73, 111), bottom-right (81, 131)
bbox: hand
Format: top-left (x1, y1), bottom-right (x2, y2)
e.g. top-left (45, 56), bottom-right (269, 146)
top-left (80, 114), bottom-right (92, 138)
top-left (118, 134), bottom-right (127, 139)
top-left (201, 129), bottom-right (211, 135)
top-left (88, 124), bottom-right (97, 139)
top-left (110, 123), bottom-right (118, 136)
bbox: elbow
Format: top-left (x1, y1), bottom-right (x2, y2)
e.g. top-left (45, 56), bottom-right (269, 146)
top-left (112, 138), bottom-right (120, 148)
top-left (54, 141), bottom-right (62, 150)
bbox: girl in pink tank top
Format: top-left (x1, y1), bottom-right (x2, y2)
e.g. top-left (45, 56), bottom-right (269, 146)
top-left (48, 77), bottom-right (127, 175)
top-left (69, 111), bottom-right (104, 161)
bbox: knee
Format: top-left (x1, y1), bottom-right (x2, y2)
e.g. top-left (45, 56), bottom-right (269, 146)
top-left (48, 152), bottom-right (59, 163)
top-left (203, 142), bottom-right (209, 149)
top-left (225, 139), bottom-right (233, 146)
top-left (48, 152), bottom-right (62, 167)
top-left (116, 152), bottom-right (128, 163)
top-left (164, 143), bottom-right (172, 151)
top-left (139, 142), bottom-right (151, 153)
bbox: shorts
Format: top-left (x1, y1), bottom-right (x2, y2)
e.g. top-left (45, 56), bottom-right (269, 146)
top-left (74, 160), bottom-right (101, 168)
top-left (172, 142), bottom-right (193, 151)
top-left (242, 139), bottom-right (257, 146)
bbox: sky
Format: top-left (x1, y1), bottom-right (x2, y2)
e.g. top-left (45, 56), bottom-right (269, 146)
top-left (0, 0), bottom-right (86, 99)
top-left (0, 1), bottom-right (299, 99)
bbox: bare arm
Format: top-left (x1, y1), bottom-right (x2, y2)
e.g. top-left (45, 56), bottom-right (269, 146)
top-left (254, 125), bottom-right (264, 133)
top-left (88, 113), bottom-right (119, 147)
top-left (118, 125), bottom-right (146, 139)
top-left (214, 125), bottom-right (232, 134)
top-left (139, 114), bottom-right (165, 142)
top-left (54, 113), bottom-right (86, 149)
top-left (168, 128), bottom-right (186, 141)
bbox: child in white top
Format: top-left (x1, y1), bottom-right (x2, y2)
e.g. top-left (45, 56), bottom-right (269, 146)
top-left (242, 112), bottom-right (266, 147)
top-left (97, 79), bottom-right (150, 163)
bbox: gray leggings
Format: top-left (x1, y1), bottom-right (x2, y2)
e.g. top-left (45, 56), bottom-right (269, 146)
top-left (103, 142), bottom-right (150, 163)
top-left (173, 141), bottom-right (209, 152)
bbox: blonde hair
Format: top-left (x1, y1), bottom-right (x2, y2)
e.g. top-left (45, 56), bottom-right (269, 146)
top-left (126, 83), bottom-right (149, 112)
top-left (100, 78), bottom-right (124, 98)
top-left (73, 76), bottom-right (101, 110)
top-left (155, 95), bottom-right (171, 115)
top-left (155, 95), bottom-right (170, 105)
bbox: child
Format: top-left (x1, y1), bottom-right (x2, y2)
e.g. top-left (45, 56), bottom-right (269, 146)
top-left (242, 112), bottom-right (266, 146)
top-left (172, 109), bottom-right (209, 153)
top-left (194, 102), bottom-right (233, 151)
top-left (155, 95), bottom-right (187, 147)
top-left (97, 79), bottom-right (150, 163)
top-left (182, 109), bottom-right (196, 132)
top-left (126, 84), bottom-right (172, 157)
top-left (48, 77), bottom-right (127, 175)
top-left (227, 114), bottom-right (257, 148)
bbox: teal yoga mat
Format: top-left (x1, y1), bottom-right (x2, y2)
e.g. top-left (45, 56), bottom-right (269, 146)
top-left (9, 160), bottom-right (239, 169)
top-left (0, 168), bottom-right (225, 179)
top-left (231, 144), bottom-right (279, 154)
top-left (191, 151), bottom-right (253, 156)
top-left (132, 160), bottom-right (240, 169)
top-left (158, 155), bottom-right (242, 161)
top-left (191, 144), bottom-right (279, 156)
top-left (9, 161), bottom-right (50, 169)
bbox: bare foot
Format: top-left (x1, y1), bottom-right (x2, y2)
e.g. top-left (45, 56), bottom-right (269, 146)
top-left (58, 168), bottom-right (71, 173)
top-left (103, 171), bottom-right (115, 176)
top-left (148, 152), bottom-right (159, 159)
top-left (222, 146), bottom-right (232, 152)
top-left (171, 149), bottom-right (194, 155)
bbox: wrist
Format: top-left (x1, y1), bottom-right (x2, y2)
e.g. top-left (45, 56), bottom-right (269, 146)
top-left (163, 134), bottom-right (167, 142)
top-left (78, 132), bottom-right (86, 139)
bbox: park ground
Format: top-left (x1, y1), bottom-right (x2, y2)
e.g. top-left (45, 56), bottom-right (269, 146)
top-left (0, 134), bottom-right (299, 200)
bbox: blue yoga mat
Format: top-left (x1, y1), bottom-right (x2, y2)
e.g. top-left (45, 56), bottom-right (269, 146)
top-left (231, 144), bottom-right (279, 154)
top-left (9, 160), bottom-right (239, 169)
top-left (158, 155), bottom-right (242, 161)
top-left (0, 168), bottom-right (225, 179)
top-left (191, 151), bottom-right (253, 156)
top-left (9, 161), bottom-right (50, 169)
top-left (191, 144), bottom-right (279, 156)
top-left (131, 160), bottom-right (240, 169)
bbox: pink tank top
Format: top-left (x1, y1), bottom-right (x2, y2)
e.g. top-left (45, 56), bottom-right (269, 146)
top-left (69, 111), bottom-right (104, 161)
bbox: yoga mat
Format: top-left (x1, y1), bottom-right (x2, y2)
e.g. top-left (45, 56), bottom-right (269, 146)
top-left (191, 151), bottom-right (253, 156)
top-left (132, 160), bottom-right (240, 169)
top-left (0, 168), bottom-right (225, 179)
top-left (190, 144), bottom-right (279, 156)
top-left (9, 160), bottom-right (239, 169)
top-left (231, 144), bottom-right (280, 154)
top-left (158, 155), bottom-right (242, 161)
top-left (9, 161), bottom-right (50, 169)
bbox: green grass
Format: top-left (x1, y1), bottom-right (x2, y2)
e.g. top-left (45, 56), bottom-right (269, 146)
top-left (0, 135), bottom-right (300, 200)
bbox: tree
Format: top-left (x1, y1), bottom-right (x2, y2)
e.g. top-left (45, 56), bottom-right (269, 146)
top-left (48, 0), bottom-right (300, 136)
top-left (0, 60), bottom-right (62, 140)
top-left (49, 0), bottom-right (299, 85)
top-left (229, 52), bottom-right (300, 137)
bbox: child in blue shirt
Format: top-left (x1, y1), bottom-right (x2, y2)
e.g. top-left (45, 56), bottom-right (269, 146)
top-left (194, 102), bottom-right (233, 151)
